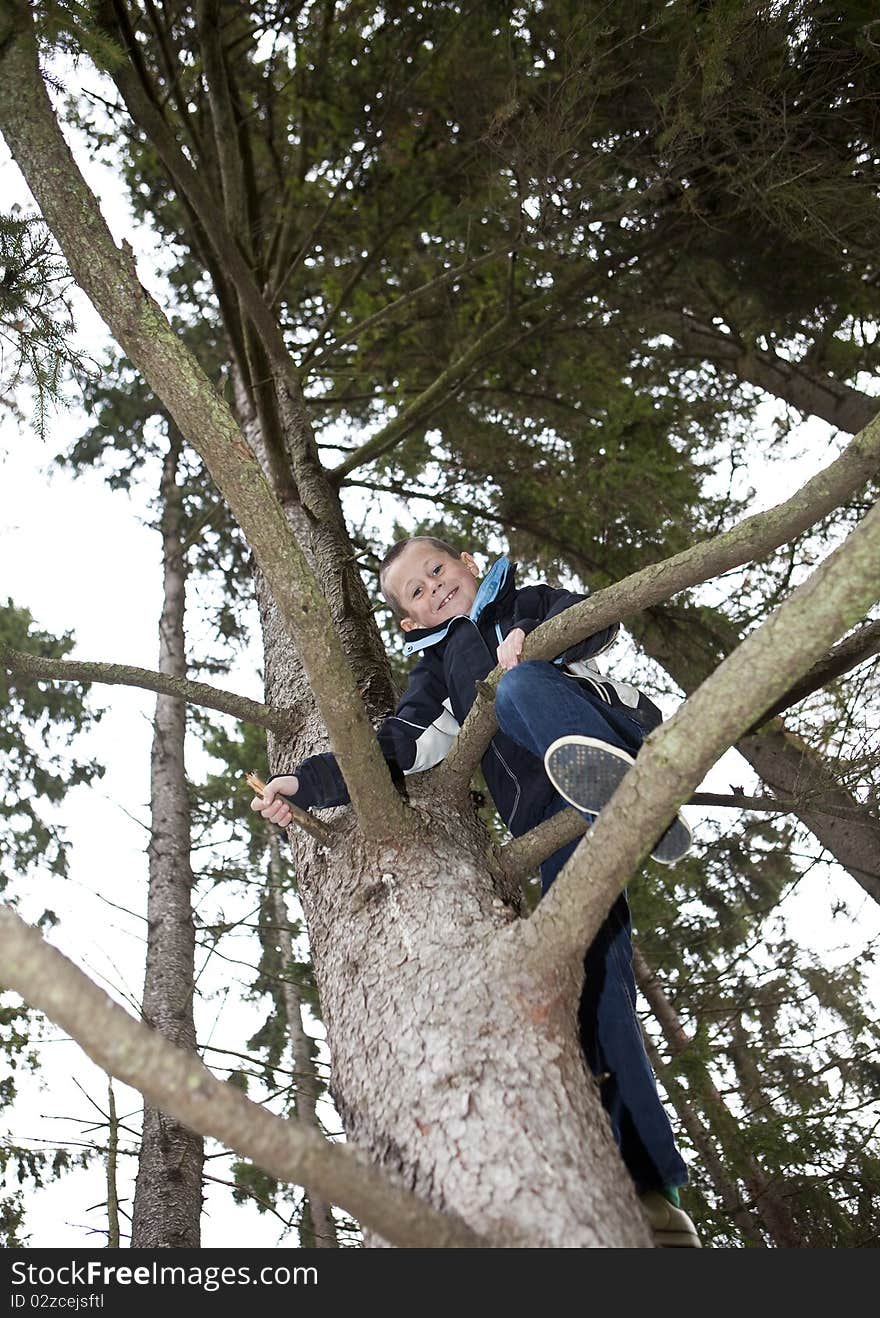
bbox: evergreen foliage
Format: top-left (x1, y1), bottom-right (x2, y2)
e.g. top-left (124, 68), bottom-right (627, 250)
top-left (0, 600), bottom-right (102, 890)
top-left (0, 604), bottom-right (100, 1243)
top-left (0, 212), bottom-right (95, 435)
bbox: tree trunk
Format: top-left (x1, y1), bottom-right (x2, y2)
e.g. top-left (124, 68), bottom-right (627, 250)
top-left (251, 464), bottom-right (651, 1246)
top-left (736, 728), bottom-right (880, 904)
top-left (106, 1080), bottom-right (120, 1249)
top-left (726, 1019), bottom-right (805, 1249)
top-left (131, 430), bottom-right (204, 1248)
top-left (267, 831), bottom-right (339, 1247)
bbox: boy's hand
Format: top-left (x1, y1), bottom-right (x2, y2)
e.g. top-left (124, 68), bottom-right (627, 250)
top-left (251, 775), bottom-right (299, 828)
top-left (497, 626), bottom-right (526, 670)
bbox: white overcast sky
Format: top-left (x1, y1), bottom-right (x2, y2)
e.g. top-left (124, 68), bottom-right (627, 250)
top-left (2, 55), bottom-right (878, 1248)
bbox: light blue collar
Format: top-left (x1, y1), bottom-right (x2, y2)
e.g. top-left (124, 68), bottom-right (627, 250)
top-left (469, 555), bottom-right (510, 623)
top-left (402, 556), bottom-right (510, 657)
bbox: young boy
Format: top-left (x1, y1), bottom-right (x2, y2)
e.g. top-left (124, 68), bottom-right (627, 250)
top-left (252, 537), bottom-right (699, 1246)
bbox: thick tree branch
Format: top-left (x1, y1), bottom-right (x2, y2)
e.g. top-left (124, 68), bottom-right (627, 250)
top-left (92, 0), bottom-right (297, 504)
top-left (440, 406), bottom-right (880, 787)
top-left (517, 491), bottom-right (880, 970)
top-left (0, 905), bottom-right (484, 1249)
top-left (0, 4), bottom-right (410, 840)
top-left (197, 0), bottom-right (248, 249)
top-left (738, 727), bottom-right (880, 904)
top-left (748, 617), bottom-right (880, 728)
top-left (1, 648), bottom-right (295, 734)
top-left (660, 311), bottom-right (878, 435)
top-left (141, 0), bottom-right (206, 161)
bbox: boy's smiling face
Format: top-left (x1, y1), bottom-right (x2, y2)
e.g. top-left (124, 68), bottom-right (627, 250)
top-left (385, 544), bottom-right (481, 632)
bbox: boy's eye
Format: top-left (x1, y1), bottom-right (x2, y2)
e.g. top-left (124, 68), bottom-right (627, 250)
top-left (415, 565), bottom-right (442, 597)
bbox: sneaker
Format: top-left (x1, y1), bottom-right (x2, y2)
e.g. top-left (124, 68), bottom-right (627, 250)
top-left (639, 1190), bottom-right (702, 1248)
top-left (543, 735), bottom-right (693, 866)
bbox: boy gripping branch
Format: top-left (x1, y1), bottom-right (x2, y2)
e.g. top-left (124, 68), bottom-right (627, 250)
top-left (251, 537), bottom-right (699, 1247)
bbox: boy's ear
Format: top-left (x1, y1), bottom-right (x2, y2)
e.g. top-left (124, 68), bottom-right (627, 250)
top-left (461, 552), bottom-right (480, 578)
top-left (400, 617), bottom-right (416, 633)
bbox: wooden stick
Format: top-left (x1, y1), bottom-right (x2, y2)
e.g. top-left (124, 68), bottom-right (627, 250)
top-left (246, 771), bottom-right (333, 844)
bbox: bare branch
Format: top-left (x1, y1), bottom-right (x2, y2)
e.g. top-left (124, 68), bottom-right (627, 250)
top-left (498, 789), bottom-right (869, 888)
top-left (1, 647), bottom-right (294, 734)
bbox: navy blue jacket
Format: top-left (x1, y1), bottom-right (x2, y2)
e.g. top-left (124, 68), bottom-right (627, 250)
top-left (276, 560), bottom-right (662, 837)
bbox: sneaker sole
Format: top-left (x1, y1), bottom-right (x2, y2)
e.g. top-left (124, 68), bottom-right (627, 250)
top-left (543, 735), bottom-right (693, 866)
top-left (544, 735), bottom-right (635, 816)
top-left (650, 813), bottom-right (693, 867)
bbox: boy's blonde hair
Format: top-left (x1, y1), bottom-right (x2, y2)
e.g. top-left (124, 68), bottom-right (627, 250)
top-left (379, 535), bottom-right (461, 620)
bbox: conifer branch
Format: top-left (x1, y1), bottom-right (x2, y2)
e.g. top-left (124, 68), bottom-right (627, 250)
top-left (1, 648), bottom-right (295, 734)
top-left (329, 266), bottom-right (593, 484)
top-left (306, 245), bottom-right (512, 369)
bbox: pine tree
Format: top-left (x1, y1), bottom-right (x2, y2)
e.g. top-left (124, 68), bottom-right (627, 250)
top-left (1, 0), bottom-right (878, 1247)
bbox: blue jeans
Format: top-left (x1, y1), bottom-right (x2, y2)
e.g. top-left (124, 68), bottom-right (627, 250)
top-left (495, 660), bottom-right (688, 1192)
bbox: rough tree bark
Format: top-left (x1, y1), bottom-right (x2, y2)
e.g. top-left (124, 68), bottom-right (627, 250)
top-left (132, 430), bottom-right (204, 1247)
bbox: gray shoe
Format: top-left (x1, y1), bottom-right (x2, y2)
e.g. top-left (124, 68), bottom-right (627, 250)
top-left (639, 1190), bottom-right (702, 1247)
top-left (543, 735), bottom-right (693, 866)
